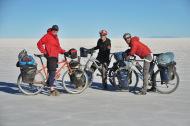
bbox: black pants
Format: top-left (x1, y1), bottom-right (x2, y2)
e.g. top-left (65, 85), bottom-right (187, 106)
top-left (46, 57), bottom-right (58, 87)
top-left (90, 60), bottom-right (109, 86)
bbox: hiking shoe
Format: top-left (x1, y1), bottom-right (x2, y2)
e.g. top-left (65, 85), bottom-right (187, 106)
top-left (46, 81), bottom-right (50, 87)
top-left (139, 89), bottom-right (147, 95)
top-left (147, 87), bottom-right (156, 92)
top-left (50, 86), bottom-right (59, 96)
top-left (161, 80), bottom-right (169, 84)
top-left (54, 90), bottom-right (60, 96)
top-left (50, 89), bottom-right (60, 96)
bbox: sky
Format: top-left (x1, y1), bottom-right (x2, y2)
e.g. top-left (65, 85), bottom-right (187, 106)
top-left (0, 0), bottom-right (190, 38)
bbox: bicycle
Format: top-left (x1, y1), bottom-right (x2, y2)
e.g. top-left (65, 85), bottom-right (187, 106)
top-left (17, 52), bottom-right (89, 95)
top-left (79, 47), bottom-right (108, 89)
top-left (108, 52), bottom-right (180, 94)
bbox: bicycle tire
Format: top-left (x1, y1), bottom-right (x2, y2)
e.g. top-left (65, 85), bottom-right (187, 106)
top-left (17, 70), bottom-right (45, 95)
top-left (153, 69), bottom-right (179, 94)
top-left (85, 69), bottom-right (94, 87)
top-left (62, 69), bottom-right (89, 94)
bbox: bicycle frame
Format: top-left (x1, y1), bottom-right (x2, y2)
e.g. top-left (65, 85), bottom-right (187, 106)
top-left (84, 52), bottom-right (102, 71)
top-left (35, 55), bottom-right (72, 80)
top-left (127, 54), bottom-right (158, 81)
top-left (126, 60), bottom-right (144, 80)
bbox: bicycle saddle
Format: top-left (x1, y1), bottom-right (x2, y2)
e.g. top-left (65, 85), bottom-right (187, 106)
top-left (153, 53), bottom-right (163, 57)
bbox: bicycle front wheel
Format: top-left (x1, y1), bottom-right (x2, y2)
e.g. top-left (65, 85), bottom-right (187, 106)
top-left (62, 69), bottom-right (88, 94)
top-left (154, 69), bottom-right (179, 94)
top-left (17, 70), bottom-right (45, 95)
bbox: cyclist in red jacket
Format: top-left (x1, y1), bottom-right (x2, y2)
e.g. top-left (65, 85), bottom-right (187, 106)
top-left (37, 25), bottom-right (66, 96)
top-left (123, 33), bottom-right (153, 95)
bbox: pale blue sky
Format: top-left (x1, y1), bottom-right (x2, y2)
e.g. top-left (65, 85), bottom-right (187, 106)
top-left (0, 0), bottom-right (190, 38)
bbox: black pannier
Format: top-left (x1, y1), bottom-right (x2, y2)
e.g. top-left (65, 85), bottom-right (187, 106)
top-left (159, 66), bottom-right (169, 83)
top-left (116, 69), bottom-right (129, 89)
top-left (80, 47), bottom-right (89, 57)
top-left (159, 62), bottom-right (176, 83)
top-left (157, 52), bottom-right (176, 83)
top-left (114, 52), bottom-right (125, 61)
top-left (20, 65), bottom-right (37, 83)
top-left (70, 69), bottom-right (86, 88)
top-left (167, 62), bottom-right (176, 80)
top-left (69, 60), bottom-right (80, 69)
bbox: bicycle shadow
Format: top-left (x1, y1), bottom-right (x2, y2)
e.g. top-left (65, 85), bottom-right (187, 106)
top-left (0, 81), bottom-right (21, 95)
top-left (0, 81), bottom-right (67, 96)
top-left (91, 81), bottom-right (142, 94)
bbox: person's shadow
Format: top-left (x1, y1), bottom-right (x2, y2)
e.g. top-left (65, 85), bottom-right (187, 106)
top-left (90, 82), bottom-right (120, 92)
top-left (0, 81), bottom-right (21, 95)
top-left (90, 81), bottom-right (142, 94)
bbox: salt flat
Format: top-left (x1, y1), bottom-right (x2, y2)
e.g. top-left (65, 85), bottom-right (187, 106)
top-left (0, 38), bottom-right (190, 126)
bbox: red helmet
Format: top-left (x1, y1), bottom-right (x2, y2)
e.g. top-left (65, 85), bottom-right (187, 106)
top-left (99, 29), bottom-right (108, 36)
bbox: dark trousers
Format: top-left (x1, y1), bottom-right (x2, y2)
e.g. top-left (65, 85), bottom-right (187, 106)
top-left (46, 57), bottom-right (58, 87)
top-left (90, 61), bottom-right (109, 85)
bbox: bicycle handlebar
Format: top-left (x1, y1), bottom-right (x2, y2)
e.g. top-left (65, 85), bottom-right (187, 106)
top-left (153, 53), bottom-right (163, 57)
top-left (34, 54), bottom-right (45, 58)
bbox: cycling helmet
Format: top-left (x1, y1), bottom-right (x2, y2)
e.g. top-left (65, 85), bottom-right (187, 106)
top-left (99, 29), bottom-right (108, 36)
top-left (123, 33), bottom-right (131, 39)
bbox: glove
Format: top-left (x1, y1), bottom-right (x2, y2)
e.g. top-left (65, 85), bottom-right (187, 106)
top-left (44, 54), bottom-right (48, 58)
top-left (125, 55), bottom-right (130, 61)
top-left (125, 49), bottom-right (131, 54)
top-left (88, 48), bottom-right (94, 54)
top-left (64, 52), bottom-right (69, 57)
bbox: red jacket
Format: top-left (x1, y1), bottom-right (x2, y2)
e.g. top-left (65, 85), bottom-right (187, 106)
top-left (128, 36), bottom-right (151, 58)
top-left (37, 31), bottom-right (66, 58)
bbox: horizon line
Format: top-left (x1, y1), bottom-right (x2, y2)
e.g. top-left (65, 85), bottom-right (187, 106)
top-left (0, 36), bottom-right (190, 39)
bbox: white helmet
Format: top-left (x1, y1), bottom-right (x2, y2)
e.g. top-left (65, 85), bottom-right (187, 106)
top-left (99, 29), bottom-right (108, 36)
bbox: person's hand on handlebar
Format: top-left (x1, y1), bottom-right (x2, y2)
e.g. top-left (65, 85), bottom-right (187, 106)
top-left (88, 48), bottom-right (94, 54)
top-left (125, 55), bottom-right (136, 61)
top-left (125, 55), bottom-right (131, 61)
top-left (64, 52), bottom-right (69, 57)
top-left (43, 53), bottom-right (48, 58)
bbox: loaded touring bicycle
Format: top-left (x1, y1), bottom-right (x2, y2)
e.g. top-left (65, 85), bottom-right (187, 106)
top-left (108, 51), bottom-right (179, 94)
top-left (16, 49), bottom-right (89, 95)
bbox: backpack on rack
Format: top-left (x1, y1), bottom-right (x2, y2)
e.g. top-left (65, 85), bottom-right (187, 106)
top-left (16, 49), bottom-right (37, 83)
top-left (157, 52), bottom-right (176, 83)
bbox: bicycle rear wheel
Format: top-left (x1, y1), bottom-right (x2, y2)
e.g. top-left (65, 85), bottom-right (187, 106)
top-left (17, 70), bottom-right (45, 95)
top-left (154, 69), bottom-right (179, 94)
top-left (62, 69), bottom-right (88, 94)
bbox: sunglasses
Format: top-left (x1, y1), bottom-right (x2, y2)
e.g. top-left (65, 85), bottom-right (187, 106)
top-left (124, 37), bottom-right (131, 40)
top-left (100, 35), bottom-right (106, 37)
